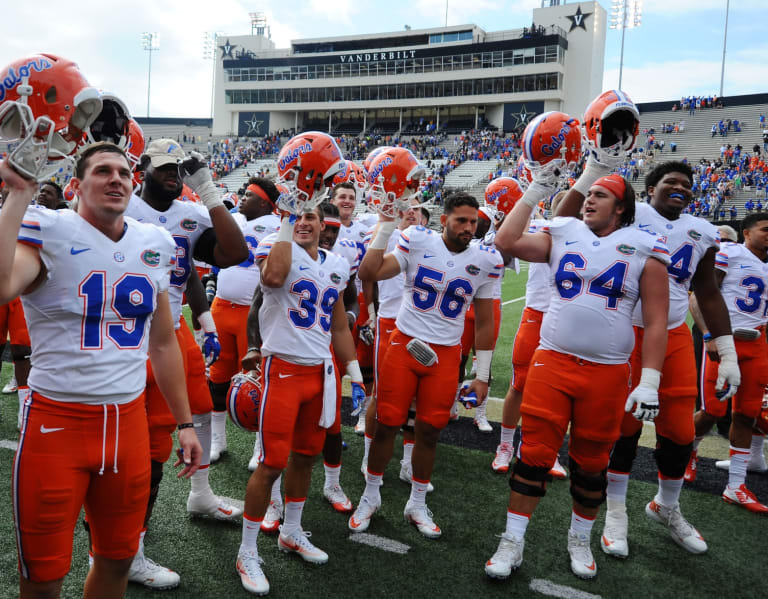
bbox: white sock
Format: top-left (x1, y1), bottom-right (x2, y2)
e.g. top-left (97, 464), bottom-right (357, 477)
top-left (692, 435), bottom-right (704, 452)
top-left (363, 470), bottom-right (383, 504)
top-left (505, 510), bottom-right (529, 538)
top-left (402, 440), bottom-right (414, 464)
top-left (271, 475), bottom-right (282, 504)
top-left (749, 435), bottom-right (766, 465)
top-left (359, 395), bottom-right (371, 418)
top-left (606, 470), bottom-right (629, 504)
top-left (500, 425), bottom-right (516, 445)
top-left (363, 433), bottom-right (372, 463)
top-left (190, 412), bottom-right (212, 493)
top-left (324, 462), bottom-right (341, 487)
top-left (408, 478), bottom-right (430, 507)
top-left (654, 476), bottom-right (684, 507)
top-left (475, 402), bottom-right (487, 419)
top-left (190, 465), bottom-right (210, 494)
top-left (570, 510), bottom-right (596, 536)
top-left (240, 514), bottom-right (261, 554)
top-left (211, 410), bottom-right (226, 439)
top-left (281, 497), bottom-right (305, 536)
top-left (136, 528), bottom-right (147, 558)
top-left (728, 446), bottom-right (750, 488)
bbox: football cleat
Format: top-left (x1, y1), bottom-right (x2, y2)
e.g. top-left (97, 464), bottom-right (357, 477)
top-left (549, 456), bottom-right (567, 480)
top-left (403, 502), bottom-right (441, 539)
top-left (485, 533), bottom-right (524, 579)
top-left (323, 483), bottom-right (353, 513)
top-left (449, 400), bottom-right (460, 422)
top-left (492, 442), bottom-right (514, 473)
top-left (567, 530), bottom-right (597, 579)
top-left (261, 500), bottom-right (283, 534)
top-left (187, 491), bottom-right (243, 521)
top-left (399, 460), bottom-right (434, 492)
top-left (236, 551), bottom-right (269, 595)
top-left (210, 431), bottom-right (227, 463)
top-left (600, 509), bottom-right (629, 558)
top-left (722, 484), bottom-right (768, 514)
top-left (645, 500), bottom-right (708, 554)
top-left (2, 376), bottom-right (17, 394)
top-left (684, 451), bottom-right (698, 482)
top-left (354, 412), bottom-right (366, 436)
top-left (278, 529), bottom-right (329, 564)
top-left (348, 495), bottom-right (380, 533)
top-left (128, 554), bottom-right (180, 590)
top-left (715, 458), bottom-right (768, 474)
top-left (474, 414), bottom-right (493, 433)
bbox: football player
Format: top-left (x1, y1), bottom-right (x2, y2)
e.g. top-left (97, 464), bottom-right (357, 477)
top-left (0, 141), bottom-right (202, 598)
top-left (487, 165), bottom-right (669, 580)
top-left (35, 181), bottom-right (64, 210)
top-left (686, 212), bottom-right (768, 513)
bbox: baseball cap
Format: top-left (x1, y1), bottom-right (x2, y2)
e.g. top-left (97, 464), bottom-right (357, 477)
top-left (144, 139), bottom-right (185, 168)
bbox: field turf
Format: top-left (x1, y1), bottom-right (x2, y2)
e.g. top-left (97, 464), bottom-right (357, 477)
top-left (0, 267), bottom-right (766, 598)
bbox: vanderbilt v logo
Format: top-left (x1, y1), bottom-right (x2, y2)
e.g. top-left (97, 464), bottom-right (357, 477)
top-left (567, 6), bottom-right (592, 32)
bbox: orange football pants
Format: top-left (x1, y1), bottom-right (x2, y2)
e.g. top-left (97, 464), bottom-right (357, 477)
top-left (0, 296), bottom-right (31, 346)
top-left (511, 306), bottom-right (545, 393)
top-left (208, 298), bottom-right (250, 385)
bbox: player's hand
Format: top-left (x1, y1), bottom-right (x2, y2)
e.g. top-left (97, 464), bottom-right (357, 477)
top-left (0, 160), bottom-right (38, 197)
top-left (203, 332), bottom-right (221, 366)
top-left (716, 355), bottom-right (740, 401)
top-left (461, 379), bottom-right (489, 408)
top-left (241, 348), bottom-right (262, 371)
top-left (179, 151), bottom-right (211, 190)
top-left (625, 383), bottom-right (660, 422)
top-left (350, 381), bottom-right (366, 416)
top-left (358, 324), bottom-right (375, 346)
top-left (705, 339), bottom-right (719, 362)
top-left (175, 428), bottom-right (203, 478)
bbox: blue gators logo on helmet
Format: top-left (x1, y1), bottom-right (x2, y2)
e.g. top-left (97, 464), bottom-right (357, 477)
top-left (0, 57), bottom-right (54, 102)
top-left (278, 142), bottom-right (312, 171)
top-left (541, 119), bottom-right (577, 157)
top-left (486, 187), bottom-right (508, 203)
top-left (368, 155), bottom-right (393, 185)
top-left (141, 249), bottom-right (161, 266)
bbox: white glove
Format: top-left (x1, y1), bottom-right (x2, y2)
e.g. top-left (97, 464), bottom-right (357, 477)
top-left (625, 368), bottom-right (661, 422)
top-left (520, 180), bottom-right (556, 208)
top-left (180, 151), bottom-right (223, 210)
top-left (714, 335), bottom-right (740, 400)
top-left (572, 153), bottom-right (616, 196)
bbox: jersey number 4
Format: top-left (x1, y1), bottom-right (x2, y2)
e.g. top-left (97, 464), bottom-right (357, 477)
top-left (555, 253), bottom-right (628, 310)
top-left (412, 265), bottom-right (473, 319)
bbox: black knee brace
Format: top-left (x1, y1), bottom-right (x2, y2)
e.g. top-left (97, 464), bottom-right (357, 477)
top-left (509, 459), bottom-right (551, 497)
top-left (608, 428), bottom-right (642, 473)
top-left (569, 458), bottom-right (607, 509)
top-left (208, 380), bottom-right (231, 412)
top-left (654, 435), bottom-right (693, 479)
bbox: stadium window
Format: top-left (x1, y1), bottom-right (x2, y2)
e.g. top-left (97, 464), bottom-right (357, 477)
top-left (359, 63), bottom-right (369, 77)
top-left (534, 47), bottom-right (545, 63)
top-left (350, 86), bottom-right (361, 101)
top-left (493, 51), bottom-right (503, 67)
top-left (349, 63), bottom-right (358, 77)
top-left (524, 48), bottom-right (535, 65)
top-left (423, 57), bottom-right (433, 73)
top-left (444, 32), bottom-right (458, 42)
top-left (459, 31), bottom-right (472, 41)
top-left (513, 49), bottom-right (524, 65)
top-left (429, 33), bottom-right (441, 43)
top-left (502, 51), bottom-right (513, 67)
top-left (395, 60), bottom-right (405, 75)
top-left (481, 53), bottom-right (491, 69)
top-left (545, 45), bottom-right (557, 62)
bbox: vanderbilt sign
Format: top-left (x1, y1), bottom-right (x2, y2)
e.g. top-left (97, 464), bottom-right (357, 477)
top-left (339, 50), bottom-right (417, 63)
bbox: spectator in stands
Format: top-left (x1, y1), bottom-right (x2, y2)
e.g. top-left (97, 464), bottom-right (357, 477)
top-left (712, 124), bottom-right (717, 137)
top-left (729, 204), bottom-right (738, 219)
top-left (745, 199), bottom-right (755, 214)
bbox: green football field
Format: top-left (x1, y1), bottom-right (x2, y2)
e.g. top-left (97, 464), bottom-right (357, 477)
top-left (0, 268), bottom-right (766, 598)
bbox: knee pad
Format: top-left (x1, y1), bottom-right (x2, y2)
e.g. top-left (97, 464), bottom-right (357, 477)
top-left (401, 400), bottom-right (416, 433)
top-left (208, 380), bottom-right (231, 412)
top-left (654, 435), bottom-right (693, 479)
top-left (608, 429), bottom-right (642, 473)
top-left (569, 457), bottom-right (607, 509)
top-left (509, 459), bottom-right (550, 497)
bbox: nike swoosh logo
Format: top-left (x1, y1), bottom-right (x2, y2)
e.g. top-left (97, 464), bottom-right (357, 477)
top-left (384, 329), bottom-right (394, 334)
top-left (217, 507), bottom-right (234, 516)
top-left (278, 373), bottom-right (293, 378)
top-left (739, 265), bottom-right (750, 269)
top-left (586, 561), bottom-right (596, 571)
top-left (533, 362), bottom-right (544, 366)
top-left (70, 247), bottom-right (91, 255)
top-left (391, 342), bottom-right (401, 346)
top-left (638, 224), bottom-right (651, 229)
top-left (525, 320), bottom-right (538, 323)
top-left (423, 253), bottom-right (435, 258)
top-left (565, 241), bottom-right (578, 246)
top-left (40, 425), bottom-right (65, 434)
top-left (299, 265), bottom-right (310, 271)
top-left (602, 535), bottom-right (612, 547)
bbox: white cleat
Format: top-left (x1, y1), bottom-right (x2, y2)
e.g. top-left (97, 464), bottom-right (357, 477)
top-left (449, 399), bottom-right (460, 422)
top-left (403, 502), bottom-right (441, 539)
top-left (128, 554), bottom-right (180, 590)
top-left (348, 495), bottom-right (380, 533)
top-left (600, 509), bottom-right (629, 558)
top-left (485, 533), bottom-right (524, 579)
top-left (549, 456), bottom-right (567, 480)
top-left (2, 376), bottom-right (17, 394)
top-left (236, 551), bottom-right (269, 595)
top-left (187, 491), bottom-right (243, 521)
top-left (261, 500), bottom-right (282, 534)
top-left (492, 442), bottom-right (514, 473)
top-left (474, 414), bottom-right (493, 433)
top-left (210, 432), bottom-right (227, 463)
top-left (567, 530), bottom-right (597, 579)
top-left (323, 483), bottom-right (353, 513)
top-left (248, 438), bottom-right (262, 472)
top-left (399, 460), bottom-right (434, 492)
top-left (645, 500), bottom-right (708, 554)
top-left (278, 529), bottom-right (328, 564)
top-left (715, 458), bottom-right (768, 474)
top-left (354, 409), bottom-right (367, 436)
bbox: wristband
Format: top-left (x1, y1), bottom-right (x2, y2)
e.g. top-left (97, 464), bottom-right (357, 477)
top-left (346, 359), bottom-right (363, 383)
top-left (369, 221), bottom-right (396, 250)
top-left (475, 349), bottom-right (493, 383)
top-left (177, 422), bottom-right (195, 430)
top-left (196, 180), bottom-right (225, 211)
top-left (276, 216), bottom-right (295, 243)
top-left (714, 334), bottom-right (737, 358)
top-left (197, 311), bottom-right (216, 334)
top-left (346, 310), bottom-right (357, 321)
top-left (520, 181), bottom-right (551, 209)
top-left (639, 368), bottom-right (661, 390)
top-left (702, 332), bottom-right (712, 341)
top-left (247, 346), bottom-right (260, 353)
top-left (572, 158), bottom-right (613, 196)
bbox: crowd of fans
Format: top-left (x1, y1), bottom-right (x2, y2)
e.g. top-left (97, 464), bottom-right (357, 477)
top-left (672, 94), bottom-right (725, 113)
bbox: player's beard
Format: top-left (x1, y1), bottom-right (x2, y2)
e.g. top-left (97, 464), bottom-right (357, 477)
top-left (143, 172), bottom-right (183, 204)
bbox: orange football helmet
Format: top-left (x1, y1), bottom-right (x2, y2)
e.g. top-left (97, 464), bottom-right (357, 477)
top-left (63, 179), bottom-right (77, 203)
top-left (366, 147), bottom-right (424, 218)
top-left (362, 146), bottom-right (390, 177)
top-left (276, 131), bottom-right (346, 213)
top-left (522, 111), bottom-right (582, 180)
top-left (515, 155), bottom-right (533, 190)
top-left (178, 183), bottom-right (200, 203)
top-left (0, 54), bottom-right (102, 181)
top-left (332, 160), bottom-right (367, 198)
top-left (582, 90), bottom-right (640, 163)
top-left (226, 371), bottom-right (263, 432)
top-left (485, 177), bottom-right (524, 217)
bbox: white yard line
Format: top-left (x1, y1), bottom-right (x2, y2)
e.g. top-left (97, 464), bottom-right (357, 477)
top-left (502, 296), bottom-right (526, 306)
top-left (529, 579), bottom-right (603, 599)
top-left (348, 533), bottom-right (410, 554)
top-left (0, 439), bottom-right (18, 451)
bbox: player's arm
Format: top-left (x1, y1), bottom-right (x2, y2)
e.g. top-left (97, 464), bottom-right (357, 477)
top-left (241, 286), bottom-right (264, 371)
top-left (330, 297), bottom-right (366, 408)
top-left (358, 219), bottom-right (402, 282)
top-left (462, 296), bottom-right (495, 406)
top-left (259, 216), bottom-right (295, 288)
top-left (343, 277), bottom-right (359, 329)
top-left (186, 264), bottom-right (220, 366)
top-left (495, 188), bottom-right (551, 262)
top-left (689, 269), bottom-right (726, 341)
top-left (148, 290), bottom-right (202, 478)
top-left (554, 154), bottom-right (613, 218)
top-left (0, 162), bottom-right (45, 303)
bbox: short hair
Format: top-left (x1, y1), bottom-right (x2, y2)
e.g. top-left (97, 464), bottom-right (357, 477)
top-left (320, 201), bottom-right (339, 219)
top-left (41, 181), bottom-right (63, 200)
top-left (717, 224), bottom-right (738, 242)
top-left (444, 191), bottom-right (479, 214)
top-left (331, 182), bottom-right (355, 199)
top-left (742, 212), bottom-right (768, 231)
top-left (645, 161), bottom-right (693, 193)
top-left (420, 206), bottom-right (430, 223)
top-left (75, 142), bottom-right (129, 179)
top-left (616, 177), bottom-right (636, 227)
top-left (248, 177), bottom-right (280, 205)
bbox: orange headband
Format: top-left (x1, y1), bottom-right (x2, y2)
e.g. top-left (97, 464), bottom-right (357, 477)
top-left (247, 184), bottom-right (275, 207)
top-left (324, 217), bottom-right (341, 228)
top-left (592, 174), bottom-right (626, 200)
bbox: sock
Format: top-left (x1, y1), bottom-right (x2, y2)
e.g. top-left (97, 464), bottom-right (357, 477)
top-left (240, 514), bottom-right (262, 554)
top-left (692, 435), bottom-right (704, 452)
top-left (728, 445), bottom-right (750, 488)
top-left (500, 425), bottom-right (516, 445)
top-left (190, 465), bottom-right (210, 494)
top-left (363, 469), bottom-right (383, 504)
top-left (606, 470), bottom-right (629, 504)
top-left (360, 395), bottom-right (371, 417)
top-left (281, 497), bottom-right (305, 536)
top-left (402, 440), bottom-right (414, 464)
top-left (136, 528), bottom-right (147, 558)
top-left (654, 474), bottom-right (684, 507)
top-left (475, 401), bottom-right (487, 419)
top-left (271, 475), bottom-right (282, 504)
top-left (570, 507), bottom-right (596, 536)
top-left (190, 412), bottom-right (212, 493)
top-left (17, 386), bottom-right (30, 428)
top-left (211, 410), bottom-right (227, 439)
top-left (749, 434), bottom-right (766, 465)
top-left (363, 433), bottom-right (372, 463)
top-left (408, 478), bottom-right (430, 507)
top-left (505, 510), bottom-right (530, 538)
top-left (252, 435), bottom-right (261, 461)
top-left (324, 462), bottom-right (341, 487)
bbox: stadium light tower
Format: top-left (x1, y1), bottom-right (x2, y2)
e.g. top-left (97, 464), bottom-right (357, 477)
top-left (141, 32), bottom-right (160, 117)
top-left (203, 32), bottom-right (223, 120)
top-left (610, 0), bottom-right (642, 90)
top-left (719, 0), bottom-right (730, 97)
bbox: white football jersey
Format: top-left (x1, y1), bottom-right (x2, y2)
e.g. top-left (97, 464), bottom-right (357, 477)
top-left (216, 213), bottom-right (280, 305)
top-left (393, 225), bottom-right (503, 345)
top-left (255, 235), bottom-right (350, 364)
top-left (631, 202), bottom-right (719, 329)
top-left (18, 208), bottom-right (176, 404)
top-left (525, 220), bottom-right (552, 313)
top-left (715, 242), bottom-right (768, 330)
top-left (377, 228), bottom-right (407, 319)
top-left (475, 231), bottom-right (505, 299)
top-left (126, 194), bottom-right (212, 327)
top-left (539, 217), bottom-right (670, 364)
top-left (332, 237), bottom-right (362, 277)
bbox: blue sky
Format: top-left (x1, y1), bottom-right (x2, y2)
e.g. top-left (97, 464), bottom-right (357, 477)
top-left (1, 0), bottom-right (764, 118)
